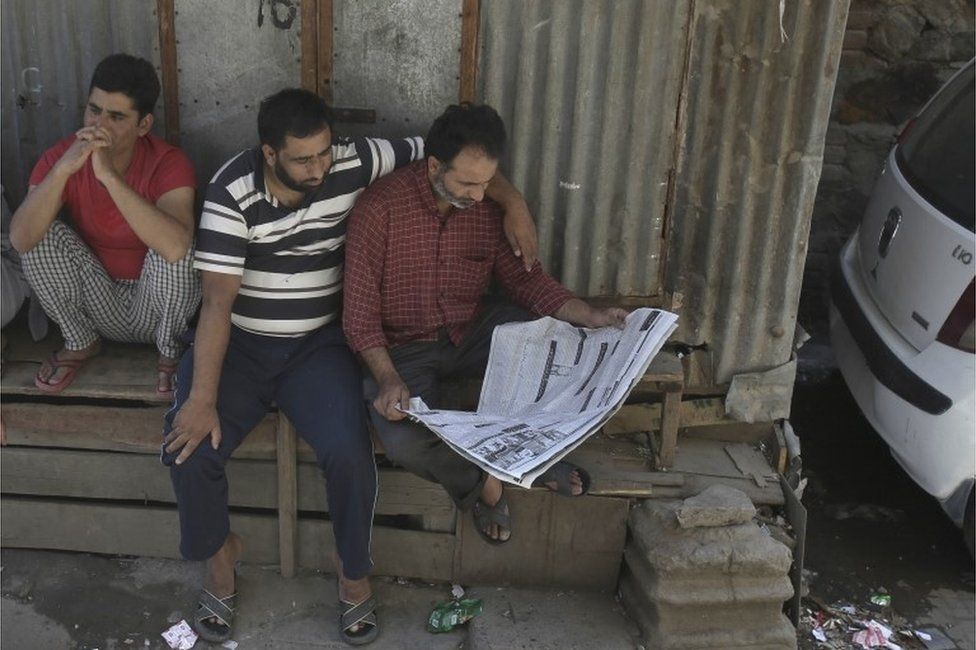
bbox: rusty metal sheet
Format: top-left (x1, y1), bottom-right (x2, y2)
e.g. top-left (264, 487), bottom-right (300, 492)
top-left (665, 0), bottom-right (849, 383)
top-left (479, 0), bottom-right (691, 298)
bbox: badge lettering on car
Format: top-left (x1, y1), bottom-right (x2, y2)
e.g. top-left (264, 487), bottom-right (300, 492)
top-left (952, 244), bottom-right (973, 265)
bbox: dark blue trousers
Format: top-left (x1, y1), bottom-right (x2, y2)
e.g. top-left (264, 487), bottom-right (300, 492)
top-left (163, 322), bottom-right (376, 579)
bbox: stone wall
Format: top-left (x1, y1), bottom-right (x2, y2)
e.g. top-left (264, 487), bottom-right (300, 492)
top-left (799, 0), bottom-right (974, 335)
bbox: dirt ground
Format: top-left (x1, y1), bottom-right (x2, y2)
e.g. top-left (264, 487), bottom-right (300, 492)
top-left (793, 340), bottom-right (975, 649)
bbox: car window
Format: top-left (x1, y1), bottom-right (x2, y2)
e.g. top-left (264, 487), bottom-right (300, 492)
top-left (896, 65), bottom-right (975, 233)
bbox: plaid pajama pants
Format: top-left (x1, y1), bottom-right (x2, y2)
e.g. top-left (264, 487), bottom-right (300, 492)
top-left (21, 220), bottom-right (201, 359)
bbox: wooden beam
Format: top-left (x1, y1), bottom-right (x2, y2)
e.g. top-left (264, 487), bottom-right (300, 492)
top-left (300, 0), bottom-right (318, 92)
top-left (0, 446), bottom-right (454, 516)
top-left (458, 0), bottom-right (480, 103)
top-left (155, 0), bottom-right (180, 145)
top-left (317, 0), bottom-right (334, 102)
top-left (1, 402), bottom-right (279, 459)
top-left (276, 415), bottom-right (298, 578)
top-left (0, 498), bottom-right (457, 581)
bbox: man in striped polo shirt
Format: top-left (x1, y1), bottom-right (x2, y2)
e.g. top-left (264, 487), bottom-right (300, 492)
top-left (160, 89), bottom-right (538, 646)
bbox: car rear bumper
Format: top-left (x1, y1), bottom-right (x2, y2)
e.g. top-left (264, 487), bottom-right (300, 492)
top-left (831, 238), bottom-right (976, 523)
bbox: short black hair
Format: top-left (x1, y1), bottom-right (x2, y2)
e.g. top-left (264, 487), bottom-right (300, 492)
top-left (425, 103), bottom-right (506, 165)
top-left (258, 88), bottom-right (335, 150)
top-left (88, 53), bottom-right (160, 119)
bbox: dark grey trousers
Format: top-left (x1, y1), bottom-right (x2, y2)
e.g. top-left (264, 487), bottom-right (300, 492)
top-left (365, 302), bottom-right (531, 510)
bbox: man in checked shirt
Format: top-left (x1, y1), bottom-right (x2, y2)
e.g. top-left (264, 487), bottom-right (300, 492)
top-left (343, 104), bottom-right (627, 545)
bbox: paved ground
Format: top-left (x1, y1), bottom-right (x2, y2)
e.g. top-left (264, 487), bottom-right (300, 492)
top-left (794, 339), bottom-right (975, 650)
top-left (0, 548), bottom-right (641, 649)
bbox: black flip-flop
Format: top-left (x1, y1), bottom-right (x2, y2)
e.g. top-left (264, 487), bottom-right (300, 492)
top-left (532, 461), bottom-right (591, 496)
top-left (338, 594), bottom-right (379, 646)
top-left (472, 492), bottom-right (511, 545)
top-left (192, 588), bottom-right (237, 643)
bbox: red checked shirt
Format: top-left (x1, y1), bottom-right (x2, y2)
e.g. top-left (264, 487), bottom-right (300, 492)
top-left (343, 160), bottom-right (574, 352)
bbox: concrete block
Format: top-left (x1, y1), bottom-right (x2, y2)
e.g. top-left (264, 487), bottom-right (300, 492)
top-left (676, 484), bottom-right (757, 529)
top-left (630, 500), bottom-right (792, 576)
top-left (621, 499), bottom-right (796, 649)
top-left (620, 571), bottom-right (796, 650)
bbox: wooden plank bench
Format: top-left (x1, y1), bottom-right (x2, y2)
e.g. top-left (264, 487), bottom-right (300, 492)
top-left (1, 327), bottom-right (775, 591)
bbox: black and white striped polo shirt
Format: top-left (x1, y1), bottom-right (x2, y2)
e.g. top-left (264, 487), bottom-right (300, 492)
top-left (194, 136), bottom-right (423, 337)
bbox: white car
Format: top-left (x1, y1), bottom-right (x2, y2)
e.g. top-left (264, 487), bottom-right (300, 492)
top-left (830, 60), bottom-right (975, 550)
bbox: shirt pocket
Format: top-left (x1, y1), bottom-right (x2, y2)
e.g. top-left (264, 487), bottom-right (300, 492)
top-left (447, 254), bottom-right (493, 303)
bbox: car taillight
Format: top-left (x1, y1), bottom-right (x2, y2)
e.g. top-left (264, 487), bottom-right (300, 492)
top-left (937, 279), bottom-right (976, 353)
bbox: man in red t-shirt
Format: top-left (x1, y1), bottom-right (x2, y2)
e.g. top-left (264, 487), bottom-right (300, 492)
top-left (10, 53), bottom-right (199, 394)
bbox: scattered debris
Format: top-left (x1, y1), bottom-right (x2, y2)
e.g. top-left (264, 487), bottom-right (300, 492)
top-left (427, 598), bottom-right (484, 633)
top-left (800, 596), bottom-right (957, 649)
top-left (221, 641), bottom-right (239, 650)
top-left (451, 584), bottom-right (465, 599)
top-left (915, 627), bottom-right (957, 650)
top-left (161, 620), bottom-right (197, 650)
top-left (851, 620), bottom-right (893, 648)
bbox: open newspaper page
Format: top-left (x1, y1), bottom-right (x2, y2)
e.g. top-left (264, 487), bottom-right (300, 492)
top-left (404, 307), bottom-right (678, 487)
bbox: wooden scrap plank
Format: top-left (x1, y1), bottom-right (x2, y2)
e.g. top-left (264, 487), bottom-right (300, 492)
top-left (1, 402), bottom-right (279, 459)
top-left (602, 398), bottom-right (727, 436)
top-left (457, 490), bottom-right (628, 592)
top-left (0, 447), bottom-right (454, 517)
top-left (2, 335), bottom-right (168, 402)
top-left (277, 415), bottom-right (298, 578)
top-left (669, 437), bottom-right (784, 505)
top-left (585, 469), bottom-right (684, 498)
top-left (638, 351), bottom-right (683, 384)
top-left (658, 390), bottom-right (682, 468)
top-left (0, 497), bottom-right (456, 580)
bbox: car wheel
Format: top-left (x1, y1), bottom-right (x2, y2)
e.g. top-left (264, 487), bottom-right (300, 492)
top-left (965, 488), bottom-right (975, 559)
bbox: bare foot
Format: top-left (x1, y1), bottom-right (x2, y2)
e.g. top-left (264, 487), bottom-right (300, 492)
top-left (36, 340), bottom-right (101, 387)
top-left (203, 532), bottom-right (243, 609)
top-left (477, 476), bottom-right (511, 542)
top-left (157, 354), bottom-right (178, 393)
top-left (335, 554), bottom-right (373, 635)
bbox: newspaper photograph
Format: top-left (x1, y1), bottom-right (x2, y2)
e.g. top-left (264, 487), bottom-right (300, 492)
top-left (404, 307), bottom-right (679, 488)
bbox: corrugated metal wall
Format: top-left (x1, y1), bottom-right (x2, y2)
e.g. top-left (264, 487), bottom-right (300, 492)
top-left (1, 0), bottom-right (162, 205)
top-left (0, 0), bottom-right (849, 387)
top-left (480, 0), bottom-right (690, 298)
top-left (478, 0), bottom-right (847, 383)
top-left (666, 0), bottom-right (849, 382)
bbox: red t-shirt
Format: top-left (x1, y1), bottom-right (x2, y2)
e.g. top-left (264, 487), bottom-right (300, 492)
top-left (29, 133), bottom-right (196, 280)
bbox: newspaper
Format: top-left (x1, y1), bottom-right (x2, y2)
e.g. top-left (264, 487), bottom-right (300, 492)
top-left (404, 307), bottom-right (678, 488)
